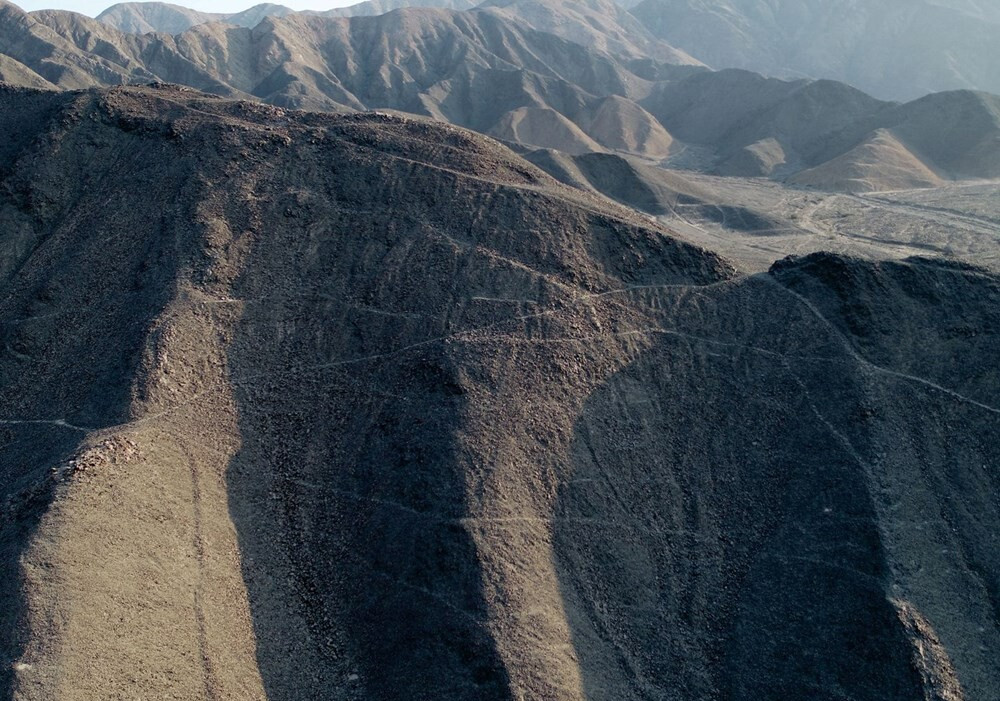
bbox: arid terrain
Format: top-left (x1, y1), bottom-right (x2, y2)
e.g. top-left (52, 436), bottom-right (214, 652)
top-left (0, 0), bottom-right (998, 700)
top-left (92, 0), bottom-right (1000, 100)
top-left (2, 0), bottom-right (1000, 194)
top-left (630, 0), bottom-right (1000, 100)
top-left (0, 80), bottom-right (997, 701)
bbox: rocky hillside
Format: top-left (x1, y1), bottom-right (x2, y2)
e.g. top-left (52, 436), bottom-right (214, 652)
top-left (1, 82), bottom-right (998, 701)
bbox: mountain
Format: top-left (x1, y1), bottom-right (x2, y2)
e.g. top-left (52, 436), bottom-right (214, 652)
top-left (315, 0), bottom-right (480, 18)
top-left (641, 70), bottom-right (1000, 191)
top-left (642, 71), bottom-right (891, 167)
top-left (849, 91), bottom-right (1000, 180)
top-left (788, 90), bottom-right (1000, 191)
top-left (227, 2), bottom-right (296, 25)
top-left (96, 0), bottom-right (479, 34)
top-left (0, 51), bottom-right (52, 88)
top-left (491, 106), bottom-right (608, 155)
top-left (0, 0), bottom-right (698, 155)
top-left (788, 129), bottom-right (946, 193)
top-left (522, 149), bottom-right (788, 244)
top-left (630, 0), bottom-right (1000, 101)
top-left (96, 2), bottom-right (224, 34)
top-left (95, 0), bottom-right (703, 75)
top-left (2, 82), bottom-right (999, 701)
top-left (478, 0), bottom-right (701, 64)
top-left (2, 0), bottom-right (999, 192)
top-left (96, 0), bottom-right (701, 66)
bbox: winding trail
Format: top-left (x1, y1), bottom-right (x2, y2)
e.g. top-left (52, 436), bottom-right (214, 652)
top-left (766, 276), bottom-right (1000, 417)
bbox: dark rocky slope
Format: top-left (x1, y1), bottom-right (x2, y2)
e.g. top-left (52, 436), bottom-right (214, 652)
top-left (0, 84), bottom-right (997, 701)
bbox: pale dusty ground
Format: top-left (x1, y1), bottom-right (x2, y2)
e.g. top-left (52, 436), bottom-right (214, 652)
top-left (655, 176), bottom-right (1000, 272)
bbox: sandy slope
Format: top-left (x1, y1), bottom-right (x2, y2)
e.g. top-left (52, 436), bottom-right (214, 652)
top-left (790, 130), bottom-right (945, 193)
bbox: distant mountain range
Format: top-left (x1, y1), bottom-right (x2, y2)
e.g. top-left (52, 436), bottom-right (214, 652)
top-left (95, 0), bottom-right (479, 34)
top-left (89, 0), bottom-right (1000, 101)
top-left (1, 0), bottom-right (998, 194)
top-left (631, 0), bottom-right (1000, 101)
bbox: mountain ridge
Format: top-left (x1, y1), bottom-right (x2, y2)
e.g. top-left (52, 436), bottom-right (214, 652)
top-left (92, 0), bottom-right (1000, 103)
top-left (2, 0), bottom-right (999, 193)
top-left (95, 0), bottom-right (480, 34)
top-left (630, 0), bottom-right (1000, 101)
top-left (1, 82), bottom-right (998, 701)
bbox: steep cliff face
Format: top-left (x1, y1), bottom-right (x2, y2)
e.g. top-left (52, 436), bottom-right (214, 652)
top-left (0, 85), bottom-right (997, 701)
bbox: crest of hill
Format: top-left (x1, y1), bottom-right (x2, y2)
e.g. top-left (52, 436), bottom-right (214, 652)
top-left (797, 89), bottom-right (1000, 189)
top-left (642, 71), bottom-right (891, 161)
top-left (96, 2), bottom-right (225, 34)
top-left (1, 0), bottom-right (668, 156)
top-left (490, 106), bottom-right (607, 155)
top-left (317, 0), bottom-right (479, 18)
top-left (639, 70), bottom-right (1000, 190)
top-left (577, 95), bottom-right (674, 159)
top-left (880, 90), bottom-right (1000, 179)
top-left (524, 149), bottom-right (710, 214)
top-left (715, 137), bottom-right (788, 177)
top-left (789, 129), bottom-right (945, 193)
top-left (523, 149), bottom-right (787, 238)
top-left (0, 51), bottom-right (53, 88)
top-left (95, 0), bottom-right (701, 68)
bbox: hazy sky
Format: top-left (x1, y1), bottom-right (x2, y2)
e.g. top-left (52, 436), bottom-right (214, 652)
top-left (16, 0), bottom-right (357, 16)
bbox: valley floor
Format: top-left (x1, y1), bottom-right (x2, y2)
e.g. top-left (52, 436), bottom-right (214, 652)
top-left (656, 177), bottom-right (1000, 272)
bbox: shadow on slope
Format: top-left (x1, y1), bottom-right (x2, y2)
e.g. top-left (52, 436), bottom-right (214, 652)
top-left (553, 256), bottom-right (1000, 699)
top-left (0, 433), bottom-right (79, 698)
top-left (220, 115), bottom-right (551, 701)
top-left (220, 101), bottom-right (731, 699)
top-left (552, 272), bottom-right (924, 699)
top-left (226, 351), bottom-right (511, 700)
